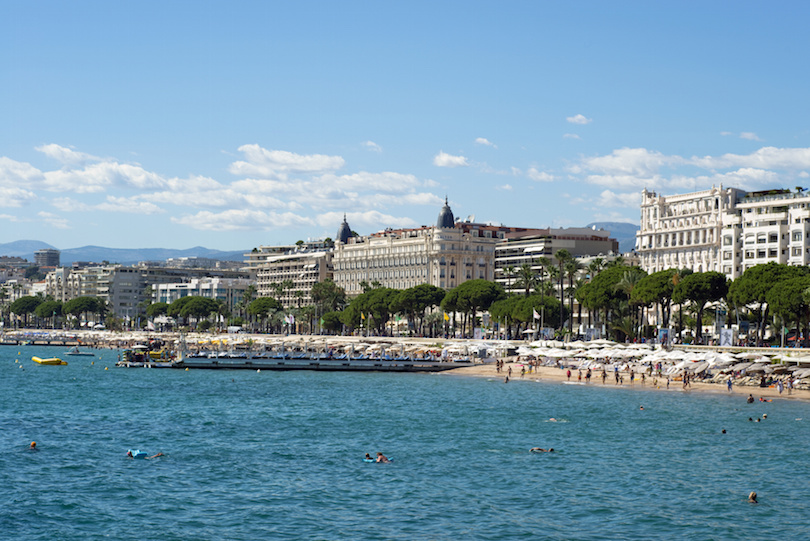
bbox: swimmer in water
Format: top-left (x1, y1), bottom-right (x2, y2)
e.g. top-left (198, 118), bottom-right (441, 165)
top-left (748, 491), bottom-right (758, 504)
top-left (146, 452), bottom-right (164, 459)
top-left (375, 452), bottom-right (390, 463)
top-left (365, 453), bottom-right (372, 461)
top-left (29, 441), bottom-right (37, 451)
top-left (530, 447), bottom-right (554, 453)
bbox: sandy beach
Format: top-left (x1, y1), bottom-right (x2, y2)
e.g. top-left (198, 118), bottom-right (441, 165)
top-left (444, 360), bottom-right (810, 402)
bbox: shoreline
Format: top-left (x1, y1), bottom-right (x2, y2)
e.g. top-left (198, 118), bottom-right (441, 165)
top-left (443, 361), bottom-right (810, 402)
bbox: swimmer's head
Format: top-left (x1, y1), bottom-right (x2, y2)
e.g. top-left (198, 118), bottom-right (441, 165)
top-left (763, 414), bottom-right (768, 418)
top-left (548, 448), bottom-right (554, 452)
top-left (748, 491), bottom-right (757, 503)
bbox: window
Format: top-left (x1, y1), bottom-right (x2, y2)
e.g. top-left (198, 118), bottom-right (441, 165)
top-left (769, 234), bottom-right (778, 243)
top-left (723, 251), bottom-right (732, 260)
top-left (723, 236), bottom-right (732, 246)
top-left (793, 231), bottom-right (803, 241)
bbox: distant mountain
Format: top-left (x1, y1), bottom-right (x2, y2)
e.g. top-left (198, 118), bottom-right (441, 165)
top-left (586, 222), bottom-right (639, 253)
top-left (0, 241), bottom-right (248, 265)
top-left (0, 240), bottom-right (57, 260)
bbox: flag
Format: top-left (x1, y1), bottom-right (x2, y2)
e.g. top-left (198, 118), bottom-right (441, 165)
top-left (361, 312), bottom-right (365, 320)
top-left (319, 317), bottom-right (324, 325)
top-left (533, 308), bottom-right (540, 320)
top-left (443, 312), bottom-right (450, 322)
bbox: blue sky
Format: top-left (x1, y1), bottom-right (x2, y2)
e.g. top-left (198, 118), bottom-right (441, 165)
top-left (3, 1), bottom-right (810, 251)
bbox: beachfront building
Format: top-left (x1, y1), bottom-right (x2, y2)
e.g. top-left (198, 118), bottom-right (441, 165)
top-left (243, 239), bottom-right (333, 309)
top-left (332, 200), bottom-right (528, 295)
top-left (44, 265), bottom-right (249, 320)
top-left (636, 186), bottom-right (743, 278)
top-left (153, 277), bottom-right (254, 314)
top-left (637, 186), bottom-right (810, 280)
top-left (494, 227), bottom-right (619, 295)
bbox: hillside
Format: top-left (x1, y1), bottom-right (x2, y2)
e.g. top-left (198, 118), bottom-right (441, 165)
top-left (586, 222), bottom-right (639, 253)
top-left (0, 241), bottom-right (247, 265)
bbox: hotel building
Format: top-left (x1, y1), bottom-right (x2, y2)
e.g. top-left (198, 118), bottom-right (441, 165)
top-left (637, 186), bottom-right (810, 279)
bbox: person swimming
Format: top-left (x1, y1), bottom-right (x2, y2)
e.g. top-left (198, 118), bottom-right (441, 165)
top-left (375, 452), bottom-right (390, 463)
top-left (748, 491), bottom-right (758, 503)
top-left (530, 447), bottom-right (554, 453)
top-left (29, 441), bottom-right (37, 451)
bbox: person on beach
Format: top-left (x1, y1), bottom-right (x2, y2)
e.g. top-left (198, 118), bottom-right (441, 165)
top-left (629, 369), bottom-right (634, 384)
top-left (375, 452), bottom-right (390, 463)
top-left (727, 379), bottom-right (733, 392)
top-left (667, 376), bottom-right (670, 389)
top-left (530, 448), bottom-right (553, 453)
top-left (566, 369), bottom-right (571, 381)
top-left (586, 368), bottom-right (592, 383)
top-left (601, 369), bottom-right (606, 384)
top-left (578, 370), bottom-right (582, 382)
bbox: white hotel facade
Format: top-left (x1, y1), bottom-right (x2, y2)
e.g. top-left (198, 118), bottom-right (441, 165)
top-left (637, 186), bottom-right (810, 279)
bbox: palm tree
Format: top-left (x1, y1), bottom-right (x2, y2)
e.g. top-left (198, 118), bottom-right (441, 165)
top-left (564, 258), bottom-right (584, 333)
top-left (554, 249), bottom-right (571, 330)
top-left (514, 262), bottom-right (537, 297)
top-left (536, 257), bottom-right (551, 295)
top-left (503, 265), bottom-right (516, 294)
top-left (587, 257), bottom-right (605, 282)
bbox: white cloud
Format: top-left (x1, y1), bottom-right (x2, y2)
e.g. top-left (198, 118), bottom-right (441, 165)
top-left (43, 161), bottom-right (167, 193)
top-left (563, 133), bottom-right (581, 140)
top-left (740, 132), bottom-right (762, 141)
top-left (51, 197), bottom-right (90, 212)
top-left (690, 147), bottom-right (810, 171)
top-left (574, 147), bottom-right (679, 177)
top-left (475, 137), bottom-right (496, 147)
top-left (0, 186), bottom-right (37, 207)
top-left (37, 211), bottom-right (70, 229)
top-left (96, 196), bottom-right (164, 214)
top-left (315, 210), bottom-right (417, 230)
top-left (433, 151), bottom-right (469, 167)
top-left (172, 209), bottom-right (313, 231)
top-left (363, 140), bottom-right (382, 153)
top-left (496, 184), bottom-right (513, 191)
top-left (566, 114), bottom-right (592, 125)
top-left (527, 168), bottom-right (554, 182)
top-left (598, 190), bottom-right (641, 208)
top-left (229, 144), bottom-right (345, 180)
top-left (36, 143), bottom-right (101, 165)
top-left (0, 157), bottom-right (44, 185)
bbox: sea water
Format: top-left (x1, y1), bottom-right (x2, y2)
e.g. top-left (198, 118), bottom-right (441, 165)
top-left (2, 345), bottom-right (809, 540)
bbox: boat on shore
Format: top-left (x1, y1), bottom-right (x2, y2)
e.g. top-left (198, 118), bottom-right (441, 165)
top-left (64, 345), bottom-right (95, 356)
top-left (32, 356), bottom-right (68, 365)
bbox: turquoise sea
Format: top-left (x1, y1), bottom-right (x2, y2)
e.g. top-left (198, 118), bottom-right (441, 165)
top-left (2, 345), bottom-right (809, 540)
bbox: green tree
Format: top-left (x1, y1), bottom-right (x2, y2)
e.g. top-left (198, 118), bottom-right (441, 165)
top-left (727, 262), bottom-right (807, 345)
top-left (63, 296), bottom-right (103, 328)
top-left (514, 262), bottom-right (537, 297)
top-left (672, 271), bottom-right (728, 343)
top-left (389, 283), bottom-right (446, 335)
top-left (10, 296), bottom-right (43, 327)
top-left (767, 276), bottom-right (810, 343)
top-left (632, 269), bottom-right (678, 328)
top-left (34, 300), bottom-right (62, 328)
top-left (248, 297), bottom-right (283, 333)
top-left (553, 249), bottom-right (571, 329)
top-left (311, 279), bottom-right (347, 313)
top-left (441, 279), bottom-right (505, 338)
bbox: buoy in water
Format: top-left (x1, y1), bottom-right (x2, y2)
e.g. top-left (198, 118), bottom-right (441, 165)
top-left (104, 367), bottom-right (108, 370)
top-left (185, 368), bottom-right (189, 371)
top-left (257, 369), bottom-right (261, 373)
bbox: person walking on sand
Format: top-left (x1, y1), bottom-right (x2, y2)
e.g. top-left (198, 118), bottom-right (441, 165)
top-left (727, 378), bottom-right (733, 392)
top-left (567, 369), bottom-right (571, 381)
top-left (601, 370), bottom-right (607, 384)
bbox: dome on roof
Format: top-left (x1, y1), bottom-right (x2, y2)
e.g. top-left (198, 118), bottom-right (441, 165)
top-left (436, 197), bottom-right (455, 228)
top-left (336, 214), bottom-right (352, 244)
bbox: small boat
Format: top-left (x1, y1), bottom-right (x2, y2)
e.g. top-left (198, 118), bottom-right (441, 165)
top-left (64, 346), bottom-right (95, 356)
top-left (32, 356), bottom-right (68, 365)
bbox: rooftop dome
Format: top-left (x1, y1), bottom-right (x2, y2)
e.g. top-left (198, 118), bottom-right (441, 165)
top-left (336, 214), bottom-right (352, 244)
top-left (436, 197), bottom-right (455, 228)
